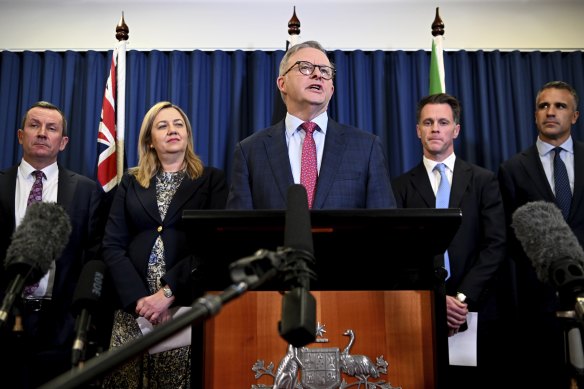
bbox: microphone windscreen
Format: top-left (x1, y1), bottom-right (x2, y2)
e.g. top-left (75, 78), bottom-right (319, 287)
top-left (284, 184), bottom-right (314, 254)
top-left (512, 201), bottom-right (584, 283)
top-left (72, 260), bottom-right (106, 315)
top-left (4, 202), bottom-right (72, 281)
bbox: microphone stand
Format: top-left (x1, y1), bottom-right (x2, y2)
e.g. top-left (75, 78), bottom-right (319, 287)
top-left (279, 247), bottom-right (317, 348)
top-left (557, 310), bottom-right (584, 389)
top-left (39, 250), bottom-right (285, 389)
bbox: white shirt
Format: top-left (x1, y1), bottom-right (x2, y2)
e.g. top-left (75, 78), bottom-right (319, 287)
top-left (16, 160), bottom-right (59, 299)
top-left (536, 136), bottom-right (575, 195)
top-left (285, 112), bottom-right (328, 184)
top-left (422, 153), bottom-right (457, 196)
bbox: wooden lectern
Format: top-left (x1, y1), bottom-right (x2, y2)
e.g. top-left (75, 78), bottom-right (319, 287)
top-left (182, 208), bottom-right (461, 389)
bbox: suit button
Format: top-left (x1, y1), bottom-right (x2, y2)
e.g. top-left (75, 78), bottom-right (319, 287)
top-left (157, 226), bottom-right (163, 233)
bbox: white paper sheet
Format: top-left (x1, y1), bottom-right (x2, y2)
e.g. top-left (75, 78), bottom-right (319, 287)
top-left (448, 311), bottom-right (478, 366)
top-left (136, 306), bottom-right (192, 354)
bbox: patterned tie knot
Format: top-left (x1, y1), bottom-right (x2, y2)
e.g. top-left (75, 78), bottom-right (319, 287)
top-left (301, 121), bottom-right (317, 134)
top-left (33, 170), bottom-right (44, 180)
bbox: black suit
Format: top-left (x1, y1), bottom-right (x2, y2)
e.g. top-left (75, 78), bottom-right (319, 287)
top-left (0, 164), bottom-right (105, 388)
top-left (498, 140), bottom-right (584, 389)
top-left (102, 168), bottom-right (228, 311)
top-left (392, 158), bottom-right (506, 389)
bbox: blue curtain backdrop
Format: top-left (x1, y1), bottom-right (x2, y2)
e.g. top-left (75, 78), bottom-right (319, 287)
top-left (1, 49), bottom-right (583, 183)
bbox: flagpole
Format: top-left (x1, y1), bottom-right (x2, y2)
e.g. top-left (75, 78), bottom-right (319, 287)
top-left (286, 6), bottom-right (301, 51)
top-left (115, 13), bottom-right (129, 184)
top-left (272, 7), bottom-right (301, 125)
top-left (429, 7), bottom-right (445, 94)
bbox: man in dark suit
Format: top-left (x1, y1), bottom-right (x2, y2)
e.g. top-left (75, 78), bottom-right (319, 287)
top-left (226, 40), bottom-right (395, 209)
top-left (0, 101), bottom-right (105, 388)
top-left (498, 81), bottom-right (582, 388)
top-left (391, 93), bottom-right (506, 389)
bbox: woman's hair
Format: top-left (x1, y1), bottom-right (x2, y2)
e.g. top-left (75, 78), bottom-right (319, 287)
top-left (129, 101), bottom-right (203, 188)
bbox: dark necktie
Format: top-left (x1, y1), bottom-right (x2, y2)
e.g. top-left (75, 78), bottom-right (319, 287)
top-left (553, 147), bottom-right (572, 220)
top-left (435, 163), bottom-right (451, 279)
top-left (28, 170), bottom-right (44, 205)
top-left (24, 170), bottom-right (45, 295)
top-left (300, 122), bottom-right (318, 209)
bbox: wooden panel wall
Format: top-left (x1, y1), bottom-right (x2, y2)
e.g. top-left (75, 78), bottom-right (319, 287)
top-left (203, 290), bottom-right (436, 389)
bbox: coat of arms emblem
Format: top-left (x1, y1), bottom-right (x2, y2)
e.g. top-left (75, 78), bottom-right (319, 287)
top-left (251, 324), bottom-right (401, 389)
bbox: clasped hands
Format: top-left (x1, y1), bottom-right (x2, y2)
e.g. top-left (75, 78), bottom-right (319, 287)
top-left (135, 289), bottom-right (175, 325)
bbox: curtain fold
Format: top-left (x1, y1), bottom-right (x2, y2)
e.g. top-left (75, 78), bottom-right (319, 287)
top-left (1, 49), bottom-right (583, 182)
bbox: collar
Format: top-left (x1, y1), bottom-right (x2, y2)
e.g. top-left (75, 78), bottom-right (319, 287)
top-left (18, 160), bottom-right (59, 181)
top-left (536, 136), bottom-right (574, 156)
top-left (285, 112), bottom-right (328, 137)
top-left (422, 153), bottom-right (457, 174)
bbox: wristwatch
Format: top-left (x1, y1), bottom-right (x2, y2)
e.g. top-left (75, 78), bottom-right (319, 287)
top-left (162, 285), bottom-right (173, 298)
top-left (456, 292), bottom-right (467, 303)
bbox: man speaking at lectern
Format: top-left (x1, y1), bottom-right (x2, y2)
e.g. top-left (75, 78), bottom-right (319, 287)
top-left (391, 93), bottom-right (506, 389)
top-left (226, 40), bottom-right (395, 210)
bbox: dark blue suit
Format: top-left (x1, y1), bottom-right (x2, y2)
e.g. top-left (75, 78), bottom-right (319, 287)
top-left (498, 140), bottom-right (584, 389)
top-left (226, 118), bottom-right (396, 209)
top-left (0, 164), bottom-right (104, 388)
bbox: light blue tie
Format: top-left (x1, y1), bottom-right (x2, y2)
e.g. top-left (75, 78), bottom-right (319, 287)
top-left (435, 163), bottom-right (451, 279)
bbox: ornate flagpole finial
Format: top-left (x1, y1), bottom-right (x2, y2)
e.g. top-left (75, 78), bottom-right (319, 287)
top-left (431, 7), bottom-right (445, 37)
top-left (116, 11), bottom-right (130, 42)
top-left (288, 6), bottom-right (301, 36)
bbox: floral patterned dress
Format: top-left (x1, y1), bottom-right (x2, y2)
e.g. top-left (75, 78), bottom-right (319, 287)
top-left (103, 170), bottom-right (191, 389)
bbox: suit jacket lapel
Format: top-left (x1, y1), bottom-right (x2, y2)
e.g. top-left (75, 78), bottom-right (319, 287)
top-left (410, 163), bottom-right (435, 207)
top-left (520, 145), bottom-right (556, 200)
top-left (136, 177), bottom-right (162, 222)
top-left (569, 140), bottom-right (584, 221)
top-left (57, 167), bottom-right (76, 212)
top-left (165, 175), bottom-right (205, 223)
top-left (265, 123), bottom-right (294, 203)
top-left (0, 166), bottom-right (18, 232)
top-left (313, 120), bottom-right (345, 208)
top-left (450, 159), bottom-right (472, 208)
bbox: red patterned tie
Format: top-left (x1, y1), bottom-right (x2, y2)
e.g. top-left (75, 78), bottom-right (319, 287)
top-left (300, 122), bottom-right (318, 209)
top-left (24, 170), bottom-right (45, 295)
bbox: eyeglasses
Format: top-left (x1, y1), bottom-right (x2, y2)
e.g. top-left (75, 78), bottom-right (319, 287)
top-left (283, 61), bottom-right (335, 80)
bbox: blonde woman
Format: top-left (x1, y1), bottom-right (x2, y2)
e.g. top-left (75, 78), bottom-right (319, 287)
top-left (102, 101), bottom-right (227, 387)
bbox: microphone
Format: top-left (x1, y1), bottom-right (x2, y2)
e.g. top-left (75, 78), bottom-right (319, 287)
top-left (0, 202), bottom-right (71, 327)
top-left (278, 184), bottom-right (317, 347)
top-left (512, 201), bottom-right (584, 317)
top-left (229, 249), bottom-right (283, 289)
top-left (71, 260), bottom-right (106, 367)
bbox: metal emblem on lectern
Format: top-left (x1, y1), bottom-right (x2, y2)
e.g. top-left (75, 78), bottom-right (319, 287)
top-left (251, 324), bottom-right (401, 389)
top-left (297, 347), bottom-right (340, 389)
